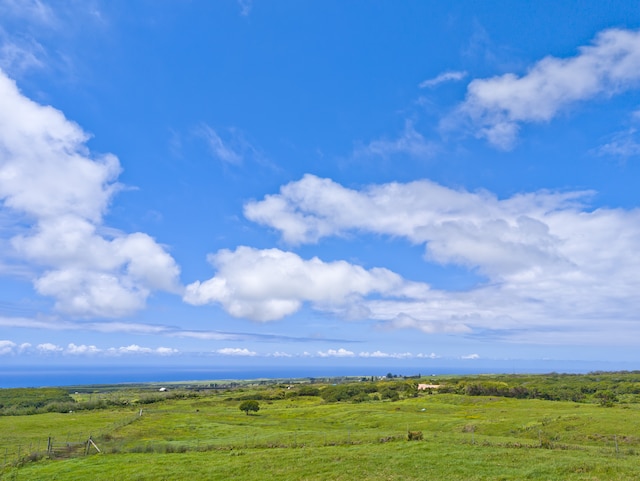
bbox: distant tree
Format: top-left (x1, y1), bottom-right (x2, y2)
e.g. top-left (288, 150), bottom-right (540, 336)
top-left (595, 390), bottom-right (618, 407)
top-left (380, 387), bottom-right (400, 401)
top-left (297, 385), bottom-right (320, 397)
top-left (239, 400), bottom-right (260, 415)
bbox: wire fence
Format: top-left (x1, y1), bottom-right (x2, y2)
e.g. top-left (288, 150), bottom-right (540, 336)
top-left (0, 411), bottom-right (142, 469)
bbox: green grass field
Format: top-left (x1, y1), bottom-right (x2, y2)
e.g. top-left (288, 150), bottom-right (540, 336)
top-left (2, 375), bottom-right (640, 480)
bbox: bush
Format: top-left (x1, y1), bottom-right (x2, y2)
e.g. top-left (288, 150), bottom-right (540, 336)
top-left (297, 386), bottom-right (320, 397)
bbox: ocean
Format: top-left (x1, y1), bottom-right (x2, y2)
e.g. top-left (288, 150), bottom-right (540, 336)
top-left (0, 359), bottom-right (626, 388)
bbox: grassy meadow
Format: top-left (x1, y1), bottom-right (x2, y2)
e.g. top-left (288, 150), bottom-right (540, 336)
top-left (2, 373), bottom-right (640, 480)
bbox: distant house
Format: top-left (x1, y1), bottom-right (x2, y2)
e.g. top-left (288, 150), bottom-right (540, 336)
top-left (417, 384), bottom-right (441, 390)
top-left (159, 387), bottom-right (168, 392)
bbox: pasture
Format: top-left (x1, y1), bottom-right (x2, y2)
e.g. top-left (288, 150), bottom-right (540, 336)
top-left (2, 374), bottom-right (640, 480)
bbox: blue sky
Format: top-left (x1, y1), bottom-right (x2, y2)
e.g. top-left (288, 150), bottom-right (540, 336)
top-left (2, 0), bottom-right (640, 374)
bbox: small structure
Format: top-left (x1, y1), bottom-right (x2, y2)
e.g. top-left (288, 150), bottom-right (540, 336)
top-left (159, 387), bottom-right (168, 392)
top-left (417, 383), bottom-right (441, 390)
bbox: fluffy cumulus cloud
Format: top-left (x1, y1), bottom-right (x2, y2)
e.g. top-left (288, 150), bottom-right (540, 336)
top-left (106, 344), bottom-right (178, 356)
top-left (454, 28), bottom-right (640, 149)
top-left (183, 245), bottom-right (430, 321)
top-left (0, 339), bottom-right (16, 355)
top-left (0, 341), bottom-right (442, 359)
top-left (243, 175), bottom-right (640, 344)
top-left (216, 347), bottom-right (257, 356)
top-left (36, 342), bottom-right (62, 352)
top-left (2, 341), bottom-right (178, 356)
top-left (317, 348), bottom-right (355, 358)
top-left (358, 350), bottom-right (413, 359)
top-left (0, 69), bottom-right (180, 318)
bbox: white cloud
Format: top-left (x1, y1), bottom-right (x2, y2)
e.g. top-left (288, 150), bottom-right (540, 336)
top-left (358, 350), bottom-right (413, 359)
top-left (317, 348), bottom-right (355, 358)
top-left (270, 351), bottom-right (292, 358)
top-left (0, 0), bottom-right (107, 78)
top-left (183, 245), bottom-right (429, 321)
top-left (66, 343), bottom-right (100, 355)
top-left (419, 70), bottom-right (467, 88)
top-left (0, 0), bottom-right (57, 26)
top-left (461, 353), bottom-right (480, 360)
top-left (599, 130), bottom-right (640, 157)
top-left (0, 69), bottom-right (181, 318)
top-left (199, 125), bottom-right (243, 165)
top-left (84, 321), bottom-right (170, 335)
top-left (416, 352), bottom-right (440, 359)
top-left (238, 0), bottom-right (252, 16)
top-left (155, 347), bottom-right (178, 356)
top-left (37, 342), bottom-right (62, 352)
top-left (243, 175), bottom-right (640, 345)
top-left (216, 347), bottom-right (257, 356)
top-left (388, 313), bottom-right (472, 334)
top-left (106, 344), bottom-right (178, 356)
top-left (0, 34), bottom-right (46, 75)
top-left (0, 316), bottom-right (174, 335)
top-left (354, 121), bottom-right (435, 159)
top-left (0, 339), bottom-right (16, 354)
top-left (0, 338), bottom-right (179, 356)
top-left (454, 28), bottom-right (640, 149)
top-left (172, 330), bottom-right (242, 341)
top-left (597, 128), bottom-right (640, 159)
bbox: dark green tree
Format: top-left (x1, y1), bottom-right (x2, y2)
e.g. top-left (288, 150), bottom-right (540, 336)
top-left (595, 390), bottom-right (618, 407)
top-left (239, 400), bottom-right (260, 415)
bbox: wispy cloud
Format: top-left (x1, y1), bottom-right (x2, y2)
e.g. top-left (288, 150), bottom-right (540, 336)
top-left (199, 125), bottom-right (243, 165)
top-left (238, 0), bottom-right (252, 17)
top-left (354, 121), bottom-right (436, 159)
top-left (0, 315), bottom-right (356, 344)
top-left (419, 70), bottom-right (467, 89)
top-left (0, 0), bottom-right (106, 78)
top-left (387, 313), bottom-right (472, 335)
top-left (0, 33), bottom-right (46, 75)
top-left (596, 128), bottom-right (640, 159)
top-left (461, 353), bottom-right (480, 360)
top-left (0, 0), bottom-right (57, 26)
top-left (451, 28), bottom-right (640, 149)
top-left (594, 108), bottom-right (640, 159)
